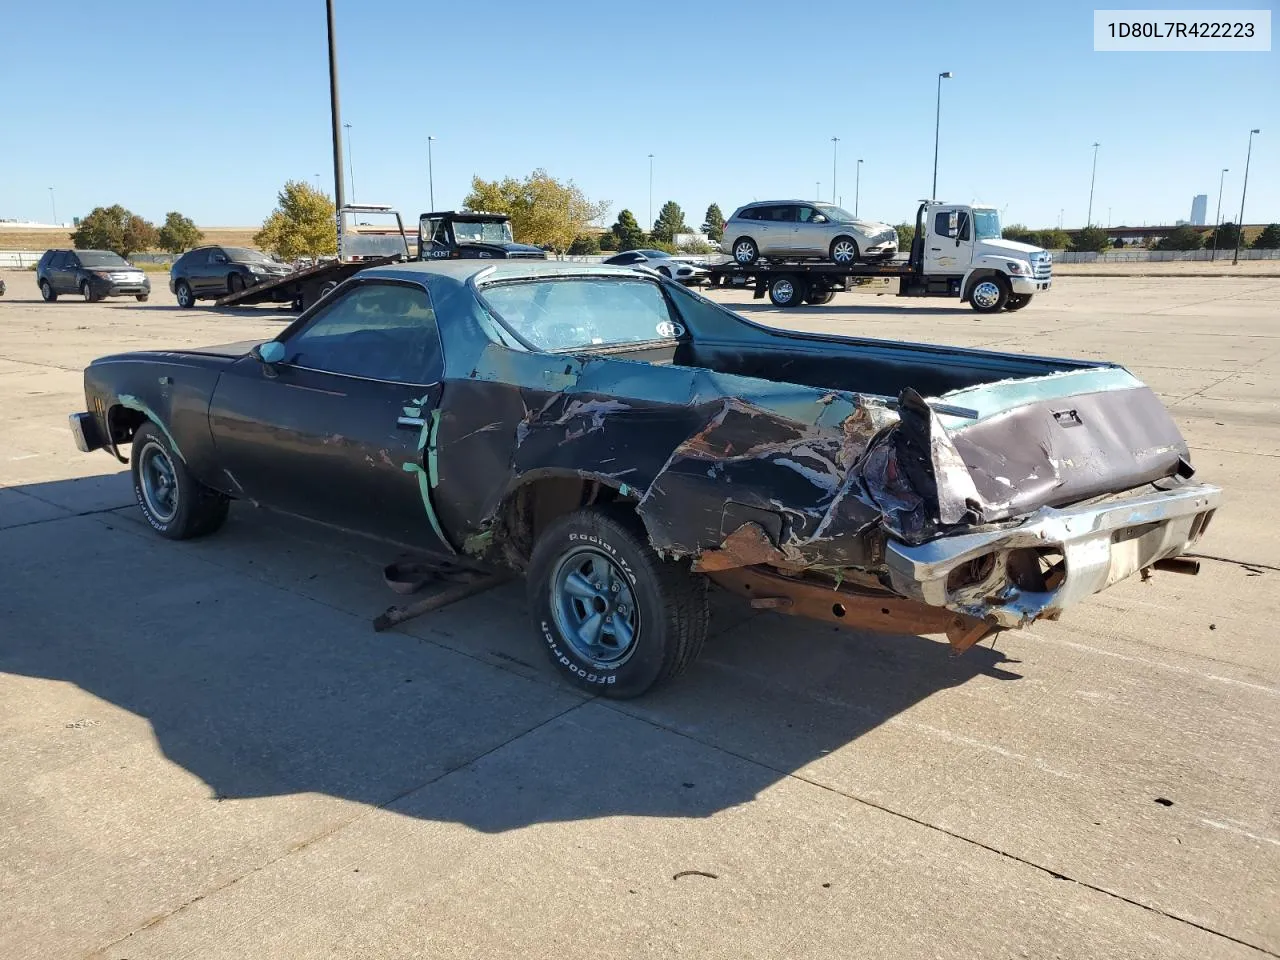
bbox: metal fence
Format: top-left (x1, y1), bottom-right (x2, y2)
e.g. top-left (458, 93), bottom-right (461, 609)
top-left (1054, 248), bottom-right (1280, 263)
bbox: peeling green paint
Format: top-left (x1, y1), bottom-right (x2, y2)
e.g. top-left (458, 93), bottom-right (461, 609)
top-left (618, 483), bottom-right (631, 498)
top-left (401, 461), bottom-right (451, 547)
top-left (402, 405), bottom-right (422, 418)
top-left (117, 394), bottom-right (185, 462)
top-left (426, 409), bottom-right (441, 485)
top-left (462, 528), bottom-right (494, 555)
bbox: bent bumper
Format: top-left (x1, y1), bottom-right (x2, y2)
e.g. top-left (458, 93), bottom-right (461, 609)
top-left (884, 483), bottom-right (1222, 629)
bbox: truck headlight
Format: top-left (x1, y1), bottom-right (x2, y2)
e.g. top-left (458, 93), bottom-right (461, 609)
top-left (1006, 261), bottom-right (1026, 275)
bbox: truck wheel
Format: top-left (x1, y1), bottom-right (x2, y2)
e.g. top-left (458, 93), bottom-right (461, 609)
top-left (829, 236), bottom-right (860, 265)
top-left (805, 289), bottom-right (835, 305)
top-left (39, 280), bottom-right (57, 302)
top-left (1005, 294), bottom-right (1031, 311)
top-left (768, 274), bottom-right (807, 307)
top-left (969, 276), bottom-right (1009, 313)
top-left (130, 422), bottom-right (229, 540)
top-left (175, 280), bottom-right (195, 309)
top-left (318, 280), bottom-right (339, 299)
top-left (527, 505), bottom-right (709, 698)
top-left (732, 237), bottom-right (759, 265)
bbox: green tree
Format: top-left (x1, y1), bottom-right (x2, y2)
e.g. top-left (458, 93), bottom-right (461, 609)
top-left (1002, 223), bottom-right (1037, 244)
top-left (254, 180), bottom-right (337, 260)
top-left (894, 222), bottom-right (915, 253)
top-left (1251, 223), bottom-right (1280, 249)
top-left (597, 230), bottom-right (617, 251)
top-left (1036, 228), bottom-right (1072, 250)
top-left (568, 233), bottom-right (600, 255)
top-left (1113, 236), bottom-right (1125, 249)
top-left (701, 203), bottom-right (726, 242)
top-left (1206, 221), bottom-right (1241, 251)
top-left (463, 169), bottom-right (609, 254)
top-left (156, 212), bottom-right (204, 254)
top-left (71, 205), bottom-right (158, 258)
top-left (650, 200), bottom-right (688, 243)
top-left (678, 238), bottom-right (716, 254)
top-left (1069, 225), bottom-right (1110, 253)
top-left (1154, 225), bottom-right (1205, 251)
top-left (610, 209), bottom-right (645, 251)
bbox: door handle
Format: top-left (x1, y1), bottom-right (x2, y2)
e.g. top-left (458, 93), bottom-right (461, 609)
top-left (397, 416), bottom-right (425, 428)
top-left (930, 247), bottom-right (942, 251)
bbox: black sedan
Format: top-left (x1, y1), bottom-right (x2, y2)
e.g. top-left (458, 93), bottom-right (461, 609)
top-left (69, 261), bottom-right (1218, 697)
top-left (169, 245), bottom-right (293, 307)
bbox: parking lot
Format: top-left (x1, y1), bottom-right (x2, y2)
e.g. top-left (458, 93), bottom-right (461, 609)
top-left (1, 270), bottom-right (1277, 959)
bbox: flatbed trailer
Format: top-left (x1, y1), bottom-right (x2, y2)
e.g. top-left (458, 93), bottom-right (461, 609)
top-left (706, 255), bottom-right (918, 307)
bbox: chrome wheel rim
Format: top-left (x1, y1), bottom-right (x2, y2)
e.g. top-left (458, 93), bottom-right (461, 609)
top-left (138, 440), bottom-right (179, 522)
top-left (550, 547), bottom-right (639, 667)
top-left (82, 283), bottom-right (92, 301)
top-left (41, 282), bottom-right (51, 300)
top-left (832, 240), bottom-right (856, 263)
top-left (177, 284), bottom-right (190, 306)
top-left (734, 241), bottom-right (755, 263)
top-left (773, 279), bottom-right (795, 303)
top-left (972, 281), bottom-right (1001, 308)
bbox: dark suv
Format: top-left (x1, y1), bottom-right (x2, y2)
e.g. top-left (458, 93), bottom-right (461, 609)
top-left (169, 245), bottom-right (293, 308)
top-left (36, 250), bottom-right (151, 302)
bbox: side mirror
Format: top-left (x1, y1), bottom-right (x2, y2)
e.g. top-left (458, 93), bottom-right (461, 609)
top-left (947, 211), bottom-right (959, 233)
top-left (257, 341), bottom-right (285, 364)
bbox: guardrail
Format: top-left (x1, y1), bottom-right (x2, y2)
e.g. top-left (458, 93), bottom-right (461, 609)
top-left (1053, 248), bottom-right (1280, 263)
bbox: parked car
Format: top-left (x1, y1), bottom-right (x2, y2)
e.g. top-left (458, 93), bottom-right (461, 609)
top-left (70, 261), bottom-right (1219, 698)
top-left (169, 246), bottom-right (293, 308)
top-left (0, 276), bottom-right (6, 297)
top-left (721, 201), bottom-right (898, 266)
top-left (36, 249), bottom-right (150, 303)
top-left (603, 249), bottom-right (708, 285)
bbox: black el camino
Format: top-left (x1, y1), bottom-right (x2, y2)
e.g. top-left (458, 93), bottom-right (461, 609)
top-left (70, 261), bottom-right (1220, 697)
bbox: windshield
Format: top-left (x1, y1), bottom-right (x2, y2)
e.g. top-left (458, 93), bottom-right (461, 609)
top-left (972, 210), bottom-right (1001, 240)
top-left (815, 204), bottom-right (857, 223)
top-left (223, 247), bottom-right (272, 262)
top-left (480, 277), bottom-right (679, 352)
top-left (77, 251), bottom-right (130, 267)
top-left (453, 219), bottom-right (513, 244)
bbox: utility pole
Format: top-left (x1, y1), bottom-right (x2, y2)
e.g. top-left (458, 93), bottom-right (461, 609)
top-left (326, 0), bottom-right (345, 232)
top-left (427, 136), bottom-right (436, 210)
top-left (647, 154), bottom-right (654, 231)
top-left (932, 71), bottom-right (952, 199)
top-left (1211, 167), bottom-right (1229, 261)
top-left (48, 187), bottom-right (56, 226)
top-left (1086, 142), bottom-right (1100, 226)
top-left (831, 137), bottom-right (839, 204)
top-left (855, 159), bottom-right (863, 216)
top-left (816, 181), bottom-right (821, 201)
top-left (1233, 129), bottom-right (1261, 265)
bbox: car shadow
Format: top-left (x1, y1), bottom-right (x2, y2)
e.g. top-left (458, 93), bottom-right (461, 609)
top-left (1, 474), bottom-right (1022, 833)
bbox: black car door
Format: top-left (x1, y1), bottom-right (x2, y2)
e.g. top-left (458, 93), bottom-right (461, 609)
top-left (54, 252), bottom-right (79, 293)
top-left (207, 278), bottom-right (451, 553)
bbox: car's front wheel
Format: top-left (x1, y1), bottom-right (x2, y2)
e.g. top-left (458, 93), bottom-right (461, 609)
top-left (175, 280), bottom-right (194, 308)
top-left (39, 280), bottom-right (57, 302)
top-left (527, 505), bottom-right (708, 698)
top-left (732, 237), bottom-right (759, 265)
top-left (829, 236), bottom-right (860, 265)
top-left (130, 422), bottom-right (229, 540)
top-left (80, 280), bottom-right (99, 303)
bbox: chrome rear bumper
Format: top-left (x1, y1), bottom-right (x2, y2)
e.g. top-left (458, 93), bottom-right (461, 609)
top-left (885, 484), bottom-right (1222, 629)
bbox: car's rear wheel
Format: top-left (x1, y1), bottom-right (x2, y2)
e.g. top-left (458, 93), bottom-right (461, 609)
top-left (805, 289), bottom-right (835, 305)
top-left (228, 273), bottom-right (246, 294)
top-left (130, 422), bottom-right (229, 540)
top-left (969, 275), bottom-right (1010, 313)
top-left (80, 281), bottom-right (99, 303)
top-left (175, 280), bottom-right (194, 308)
top-left (732, 237), bottom-right (759, 265)
top-left (1005, 294), bottom-right (1031, 311)
top-left (527, 505), bottom-right (708, 698)
top-left (829, 236), bottom-right (860, 265)
top-left (39, 280), bottom-right (57, 302)
top-left (768, 274), bottom-right (807, 308)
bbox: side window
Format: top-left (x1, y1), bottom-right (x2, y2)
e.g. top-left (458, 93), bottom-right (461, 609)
top-left (774, 206), bottom-right (797, 223)
top-left (739, 208), bottom-right (759, 221)
top-left (47, 252), bottom-right (65, 269)
top-left (66, 253), bottom-right (81, 268)
top-left (284, 282), bottom-right (441, 383)
top-left (797, 206), bottom-right (816, 223)
top-left (210, 248), bottom-right (228, 264)
top-left (933, 212), bottom-right (954, 238)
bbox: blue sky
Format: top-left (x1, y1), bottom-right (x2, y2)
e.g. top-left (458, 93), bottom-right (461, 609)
top-left (0, 0), bottom-right (1274, 231)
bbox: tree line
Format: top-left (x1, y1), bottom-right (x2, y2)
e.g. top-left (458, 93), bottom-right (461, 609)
top-left (1001, 221), bottom-right (1279, 253)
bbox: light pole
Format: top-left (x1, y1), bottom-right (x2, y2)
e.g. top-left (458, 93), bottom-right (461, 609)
top-left (932, 71), bottom-right (952, 199)
top-left (427, 136), bottom-right (436, 210)
top-left (831, 137), bottom-right (839, 204)
top-left (816, 181), bottom-right (821, 201)
top-left (1233, 129), bottom-right (1261, 265)
top-left (325, 0), bottom-right (346, 224)
top-left (343, 122), bottom-right (355, 202)
top-left (48, 187), bottom-right (56, 226)
top-left (855, 159), bottom-right (863, 216)
top-left (1211, 166), bottom-right (1229, 261)
top-left (1086, 142), bottom-right (1100, 226)
top-left (647, 154), bottom-right (654, 231)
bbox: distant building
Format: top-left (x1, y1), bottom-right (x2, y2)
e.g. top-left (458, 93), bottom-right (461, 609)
top-left (1190, 194), bottom-right (1208, 226)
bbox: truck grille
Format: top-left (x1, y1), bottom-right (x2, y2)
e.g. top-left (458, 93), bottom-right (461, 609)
top-left (1031, 252), bottom-right (1053, 280)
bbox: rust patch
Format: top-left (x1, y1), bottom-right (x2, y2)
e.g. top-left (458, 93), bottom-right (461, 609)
top-left (694, 522), bottom-right (789, 572)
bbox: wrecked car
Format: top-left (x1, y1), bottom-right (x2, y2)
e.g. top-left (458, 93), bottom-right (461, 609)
top-left (69, 261), bottom-right (1221, 697)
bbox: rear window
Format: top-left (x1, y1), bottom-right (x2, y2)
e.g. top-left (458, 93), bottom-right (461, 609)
top-left (480, 278), bottom-right (680, 352)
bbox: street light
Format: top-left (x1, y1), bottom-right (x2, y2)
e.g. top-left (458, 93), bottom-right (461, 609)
top-left (1233, 129), bottom-right (1261, 265)
top-left (1086, 142), bottom-right (1100, 226)
top-left (343, 122), bottom-right (355, 202)
top-left (831, 137), bottom-right (839, 204)
top-left (816, 181), bottom-right (821, 201)
top-left (855, 159), bottom-right (863, 216)
top-left (932, 71), bottom-right (952, 199)
top-left (427, 136), bottom-right (436, 210)
top-left (1211, 167), bottom-right (1229, 261)
top-left (647, 154), bottom-right (654, 231)
top-left (48, 187), bottom-right (56, 226)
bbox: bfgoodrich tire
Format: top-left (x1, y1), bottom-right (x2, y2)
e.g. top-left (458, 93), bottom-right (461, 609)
top-left (527, 505), bottom-right (709, 698)
top-left (130, 422), bottom-right (229, 540)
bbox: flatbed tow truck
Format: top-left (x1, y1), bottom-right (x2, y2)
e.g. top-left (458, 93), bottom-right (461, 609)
top-left (707, 200), bottom-right (1053, 312)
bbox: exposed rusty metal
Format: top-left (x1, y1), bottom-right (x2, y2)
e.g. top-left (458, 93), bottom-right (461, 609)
top-left (706, 565), bottom-right (990, 649)
top-left (693, 522), bottom-right (790, 572)
top-left (374, 566), bottom-right (509, 632)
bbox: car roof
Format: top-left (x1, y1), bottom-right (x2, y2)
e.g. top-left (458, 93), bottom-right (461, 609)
top-left (738, 200), bottom-right (818, 208)
top-left (360, 260), bottom-right (647, 285)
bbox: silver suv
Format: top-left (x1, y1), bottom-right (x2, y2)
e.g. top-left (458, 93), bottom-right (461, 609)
top-left (721, 201), bottom-right (898, 266)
